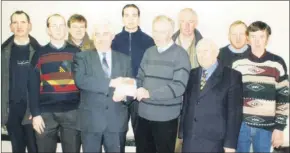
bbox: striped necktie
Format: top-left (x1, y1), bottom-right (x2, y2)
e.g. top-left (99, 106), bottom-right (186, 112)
top-left (200, 70), bottom-right (207, 90)
top-left (101, 52), bottom-right (110, 78)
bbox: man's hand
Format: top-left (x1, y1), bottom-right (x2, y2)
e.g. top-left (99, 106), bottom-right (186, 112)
top-left (136, 87), bottom-right (150, 101)
top-left (29, 115), bottom-right (32, 120)
top-left (109, 77), bottom-right (124, 88)
top-left (113, 91), bottom-right (126, 102)
top-left (224, 147), bottom-right (235, 153)
top-left (32, 115), bottom-right (45, 134)
top-left (272, 129), bottom-right (284, 148)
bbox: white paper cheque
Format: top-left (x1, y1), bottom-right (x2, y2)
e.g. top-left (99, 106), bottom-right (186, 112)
top-left (114, 79), bottom-right (137, 97)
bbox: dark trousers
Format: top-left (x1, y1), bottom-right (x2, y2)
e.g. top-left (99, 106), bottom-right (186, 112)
top-left (6, 102), bottom-right (38, 153)
top-left (81, 131), bottom-right (126, 153)
top-left (35, 110), bottom-right (81, 153)
top-left (274, 147), bottom-right (290, 153)
top-left (135, 116), bottom-right (178, 153)
top-left (121, 101), bottom-right (139, 152)
top-left (182, 135), bottom-right (224, 153)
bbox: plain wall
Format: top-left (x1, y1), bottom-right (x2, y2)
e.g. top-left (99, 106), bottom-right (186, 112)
top-left (1, 1), bottom-right (289, 70)
top-left (1, 0), bottom-right (289, 145)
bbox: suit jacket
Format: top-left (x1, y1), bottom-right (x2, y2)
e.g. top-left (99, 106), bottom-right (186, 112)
top-left (73, 50), bottom-right (132, 133)
top-left (179, 63), bottom-right (243, 149)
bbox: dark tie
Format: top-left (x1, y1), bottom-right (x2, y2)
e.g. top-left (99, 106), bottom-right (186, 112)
top-left (200, 70), bottom-right (207, 90)
top-left (101, 52), bottom-right (110, 78)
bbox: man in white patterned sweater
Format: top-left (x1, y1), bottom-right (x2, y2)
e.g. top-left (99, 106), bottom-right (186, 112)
top-left (233, 21), bottom-right (289, 153)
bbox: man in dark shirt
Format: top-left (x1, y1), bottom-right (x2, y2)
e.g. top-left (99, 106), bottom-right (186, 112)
top-left (1, 10), bottom-right (40, 153)
top-left (218, 20), bottom-right (250, 67)
top-left (111, 4), bottom-right (155, 151)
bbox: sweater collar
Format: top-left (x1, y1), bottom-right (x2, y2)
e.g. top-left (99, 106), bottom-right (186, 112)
top-left (121, 26), bottom-right (142, 35)
top-left (249, 50), bottom-right (268, 63)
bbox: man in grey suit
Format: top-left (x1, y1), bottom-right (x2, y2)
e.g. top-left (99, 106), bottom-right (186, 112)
top-left (73, 21), bottom-right (134, 153)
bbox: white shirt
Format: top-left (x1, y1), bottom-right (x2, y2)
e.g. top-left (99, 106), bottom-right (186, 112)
top-left (97, 50), bottom-right (112, 77)
top-left (157, 40), bottom-right (174, 53)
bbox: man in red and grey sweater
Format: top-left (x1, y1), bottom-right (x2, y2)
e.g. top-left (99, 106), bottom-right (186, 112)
top-left (29, 14), bottom-right (81, 153)
top-left (233, 21), bottom-right (289, 152)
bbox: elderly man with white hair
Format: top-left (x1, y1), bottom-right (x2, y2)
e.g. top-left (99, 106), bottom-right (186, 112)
top-left (135, 15), bottom-right (191, 153)
top-left (179, 38), bottom-right (243, 152)
top-left (73, 21), bottom-right (134, 153)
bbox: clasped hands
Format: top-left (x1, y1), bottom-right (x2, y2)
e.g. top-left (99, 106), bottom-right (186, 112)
top-left (109, 77), bottom-right (150, 102)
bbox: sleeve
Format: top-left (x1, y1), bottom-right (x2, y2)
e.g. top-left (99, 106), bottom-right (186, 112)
top-left (274, 58), bottom-right (289, 131)
top-left (147, 51), bottom-right (191, 101)
top-left (29, 51), bottom-right (41, 117)
top-left (178, 71), bottom-right (193, 139)
top-left (72, 52), bottom-right (110, 94)
top-left (122, 55), bottom-right (135, 106)
top-left (224, 71), bottom-right (243, 149)
top-left (136, 50), bottom-right (148, 88)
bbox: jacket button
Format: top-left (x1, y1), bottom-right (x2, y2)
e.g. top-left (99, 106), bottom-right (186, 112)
top-left (106, 94), bottom-right (109, 97)
top-left (194, 118), bottom-right (197, 122)
top-left (196, 101), bottom-right (200, 105)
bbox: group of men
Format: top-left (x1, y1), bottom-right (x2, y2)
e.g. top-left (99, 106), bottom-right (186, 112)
top-left (1, 3), bottom-right (289, 153)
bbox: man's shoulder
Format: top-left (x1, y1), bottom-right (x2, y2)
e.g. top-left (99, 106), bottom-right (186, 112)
top-left (113, 50), bottom-right (130, 60)
top-left (223, 66), bottom-right (242, 79)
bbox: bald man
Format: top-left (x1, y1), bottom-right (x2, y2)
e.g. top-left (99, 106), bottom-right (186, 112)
top-left (179, 39), bottom-right (243, 152)
top-left (172, 8), bottom-right (203, 69)
top-left (73, 22), bottom-right (134, 153)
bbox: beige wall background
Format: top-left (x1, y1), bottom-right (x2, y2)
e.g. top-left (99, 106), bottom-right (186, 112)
top-left (1, 1), bottom-right (289, 146)
top-left (1, 1), bottom-right (289, 69)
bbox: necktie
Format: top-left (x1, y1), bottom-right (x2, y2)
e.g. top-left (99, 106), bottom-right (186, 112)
top-left (101, 52), bottom-right (110, 78)
top-left (200, 70), bottom-right (207, 90)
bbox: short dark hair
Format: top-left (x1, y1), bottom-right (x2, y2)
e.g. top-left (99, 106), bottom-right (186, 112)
top-left (122, 4), bottom-right (140, 17)
top-left (10, 10), bottom-right (30, 24)
top-left (246, 21), bottom-right (272, 37)
top-left (67, 14), bottom-right (87, 28)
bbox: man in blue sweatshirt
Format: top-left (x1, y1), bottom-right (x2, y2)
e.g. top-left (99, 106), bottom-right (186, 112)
top-left (111, 4), bottom-right (155, 149)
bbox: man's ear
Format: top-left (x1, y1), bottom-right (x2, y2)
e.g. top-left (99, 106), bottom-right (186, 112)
top-left (28, 23), bottom-right (32, 32)
top-left (265, 36), bottom-right (270, 46)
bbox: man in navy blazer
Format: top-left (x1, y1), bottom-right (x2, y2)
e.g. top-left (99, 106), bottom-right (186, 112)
top-left (179, 38), bottom-right (243, 152)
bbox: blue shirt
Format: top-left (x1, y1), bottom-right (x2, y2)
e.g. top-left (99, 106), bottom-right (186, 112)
top-left (228, 44), bottom-right (249, 54)
top-left (201, 61), bottom-right (218, 81)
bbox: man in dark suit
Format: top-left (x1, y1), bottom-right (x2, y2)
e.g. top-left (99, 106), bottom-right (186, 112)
top-left (73, 21), bottom-right (134, 153)
top-left (179, 38), bottom-right (243, 152)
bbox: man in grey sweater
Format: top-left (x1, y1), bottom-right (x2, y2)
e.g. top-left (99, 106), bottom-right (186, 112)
top-left (135, 15), bottom-right (191, 153)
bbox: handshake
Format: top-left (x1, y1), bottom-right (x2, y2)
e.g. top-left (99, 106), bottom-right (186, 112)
top-left (109, 77), bottom-right (150, 102)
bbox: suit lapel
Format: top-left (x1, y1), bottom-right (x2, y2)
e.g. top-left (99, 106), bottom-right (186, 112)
top-left (91, 50), bottom-right (104, 77)
top-left (190, 68), bottom-right (202, 98)
top-left (198, 64), bottom-right (223, 99)
top-left (111, 51), bottom-right (121, 78)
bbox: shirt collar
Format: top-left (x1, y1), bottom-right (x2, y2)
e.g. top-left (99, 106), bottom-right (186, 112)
top-left (157, 41), bottom-right (174, 53)
top-left (97, 50), bottom-right (112, 58)
top-left (202, 61), bottom-right (218, 78)
top-left (49, 41), bottom-right (67, 50)
top-left (228, 44), bottom-right (249, 53)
